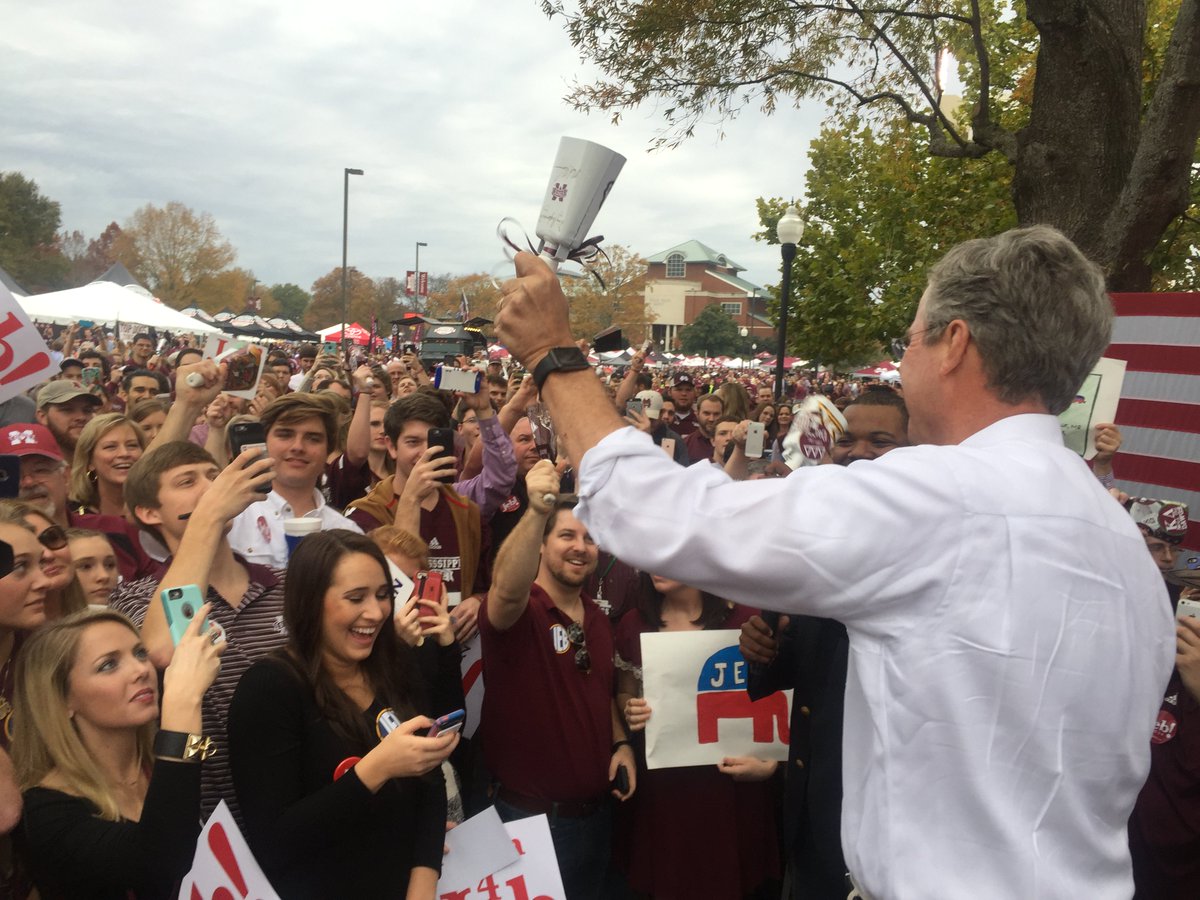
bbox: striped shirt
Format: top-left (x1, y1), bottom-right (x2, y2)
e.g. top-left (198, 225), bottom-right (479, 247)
top-left (111, 559), bottom-right (287, 822)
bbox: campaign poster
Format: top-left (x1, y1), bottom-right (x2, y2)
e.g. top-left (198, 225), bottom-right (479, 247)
top-left (1059, 357), bottom-right (1126, 459)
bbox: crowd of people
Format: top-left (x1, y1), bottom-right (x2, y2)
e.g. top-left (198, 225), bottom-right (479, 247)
top-left (0, 224), bottom-right (1194, 900)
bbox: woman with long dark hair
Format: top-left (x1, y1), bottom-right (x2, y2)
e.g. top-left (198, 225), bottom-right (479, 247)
top-left (227, 530), bottom-right (457, 899)
top-left (614, 573), bottom-right (780, 899)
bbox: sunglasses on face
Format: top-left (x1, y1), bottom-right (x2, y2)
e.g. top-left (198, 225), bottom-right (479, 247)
top-left (566, 621), bottom-right (591, 673)
top-left (38, 525), bottom-right (68, 551)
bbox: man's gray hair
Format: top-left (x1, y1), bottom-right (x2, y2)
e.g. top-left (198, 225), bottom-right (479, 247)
top-left (923, 225), bottom-right (1112, 414)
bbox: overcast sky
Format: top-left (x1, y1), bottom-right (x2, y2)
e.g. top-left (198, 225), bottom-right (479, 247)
top-left (2, 0), bottom-right (827, 296)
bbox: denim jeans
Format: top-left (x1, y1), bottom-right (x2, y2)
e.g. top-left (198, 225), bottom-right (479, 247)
top-left (493, 796), bottom-right (613, 900)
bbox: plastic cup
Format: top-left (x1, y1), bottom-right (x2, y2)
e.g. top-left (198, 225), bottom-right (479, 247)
top-left (283, 518), bottom-right (322, 557)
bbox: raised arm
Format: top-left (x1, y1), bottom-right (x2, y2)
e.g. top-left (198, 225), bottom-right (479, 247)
top-left (486, 460), bottom-right (559, 632)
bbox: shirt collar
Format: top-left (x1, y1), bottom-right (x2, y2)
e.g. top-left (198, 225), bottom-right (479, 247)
top-left (264, 488), bottom-right (327, 517)
top-left (959, 413), bottom-right (1064, 448)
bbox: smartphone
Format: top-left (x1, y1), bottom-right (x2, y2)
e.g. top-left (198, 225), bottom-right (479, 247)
top-left (81, 366), bottom-right (102, 388)
top-left (428, 709), bottom-right (466, 738)
top-left (228, 421), bottom-right (271, 493)
top-left (1178, 597), bottom-right (1200, 620)
top-left (745, 421), bottom-right (766, 459)
top-left (661, 437), bottom-right (676, 459)
top-left (625, 400), bottom-right (643, 419)
top-left (612, 763), bottom-right (630, 794)
top-left (0, 455), bottom-right (18, 499)
top-left (0, 539), bottom-right (13, 580)
top-left (416, 569), bottom-right (444, 603)
top-left (427, 427), bottom-right (457, 485)
top-left (161, 585), bottom-right (209, 646)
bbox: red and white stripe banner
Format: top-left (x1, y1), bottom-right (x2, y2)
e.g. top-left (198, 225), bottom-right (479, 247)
top-left (1107, 293), bottom-right (1200, 550)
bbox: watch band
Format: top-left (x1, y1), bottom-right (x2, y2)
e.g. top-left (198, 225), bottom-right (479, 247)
top-left (532, 347), bottom-right (590, 392)
top-left (153, 729), bottom-right (216, 762)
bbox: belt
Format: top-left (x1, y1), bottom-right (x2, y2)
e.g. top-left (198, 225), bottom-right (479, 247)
top-left (494, 785), bottom-right (606, 819)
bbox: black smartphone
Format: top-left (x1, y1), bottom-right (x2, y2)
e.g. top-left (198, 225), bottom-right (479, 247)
top-left (228, 421), bottom-right (271, 493)
top-left (427, 427), bottom-right (457, 484)
top-left (0, 455), bottom-right (20, 499)
top-left (612, 763), bottom-right (630, 795)
top-left (0, 540), bottom-right (13, 580)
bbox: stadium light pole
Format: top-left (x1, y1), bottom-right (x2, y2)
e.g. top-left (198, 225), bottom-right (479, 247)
top-left (774, 205), bottom-right (804, 402)
top-left (341, 167), bottom-right (364, 362)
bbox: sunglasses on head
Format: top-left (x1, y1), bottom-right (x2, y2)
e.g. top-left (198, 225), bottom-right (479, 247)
top-left (38, 525), bottom-right (68, 551)
top-left (566, 621), bottom-right (591, 673)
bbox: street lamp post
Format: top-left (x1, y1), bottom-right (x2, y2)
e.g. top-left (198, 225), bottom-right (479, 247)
top-left (414, 241), bottom-right (428, 311)
top-left (739, 327), bottom-right (749, 370)
top-left (341, 167), bottom-right (364, 364)
top-left (774, 205), bottom-right (804, 402)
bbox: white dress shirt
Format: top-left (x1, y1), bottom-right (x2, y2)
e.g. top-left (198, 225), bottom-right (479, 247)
top-left (577, 414), bottom-right (1174, 899)
top-left (227, 488), bottom-right (363, 568)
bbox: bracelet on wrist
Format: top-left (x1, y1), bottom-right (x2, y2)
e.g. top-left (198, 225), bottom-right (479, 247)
top-left (612, 739), bottom-right (632, 754)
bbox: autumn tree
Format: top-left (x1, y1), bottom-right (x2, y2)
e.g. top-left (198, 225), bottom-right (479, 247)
top-left (190, 268), bottom-right (279, 317)
top-left (60, 222), bottom-right (125, 287)
top-left (543, 0), bottom-right (1200, 289)
top-left (115, 201), bottom-right (237, 307)
top-left (560, 244), bottom-right (653, 343)
top-left (425, 273), bottom-right (505, 323)
top-left (0, 172), bottom-right (68, 291)
top-left (304, 267), bottom-right (378, 331)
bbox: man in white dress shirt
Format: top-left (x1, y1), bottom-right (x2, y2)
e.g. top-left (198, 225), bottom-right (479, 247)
top-left (494, 226), bottom-right (1175, 899)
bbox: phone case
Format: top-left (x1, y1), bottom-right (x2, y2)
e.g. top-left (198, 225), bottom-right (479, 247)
top-left (428, 709), bottom-right (466, 737)
top-left (161, 585), bottom-right (208, 646)
top-left (427, 428), bottom-right (456, 484)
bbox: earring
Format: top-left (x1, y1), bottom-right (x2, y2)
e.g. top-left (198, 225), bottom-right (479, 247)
top-left (86, 469), bottom-right (98, 485)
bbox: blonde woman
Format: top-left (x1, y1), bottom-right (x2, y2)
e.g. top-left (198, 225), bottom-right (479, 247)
top-left (0, 501), bottom-right (87, 620)
top-left (13, 608), bottom-right (224, 899)
top-left (69, 414), bottom-right (146, 516)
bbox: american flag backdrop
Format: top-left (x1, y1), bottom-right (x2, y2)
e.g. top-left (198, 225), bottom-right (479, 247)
top-left (1107, 293), bottom-right (1200, 551)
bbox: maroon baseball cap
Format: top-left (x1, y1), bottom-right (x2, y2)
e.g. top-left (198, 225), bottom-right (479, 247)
top-left (0, 424), bottom-right (64, 461)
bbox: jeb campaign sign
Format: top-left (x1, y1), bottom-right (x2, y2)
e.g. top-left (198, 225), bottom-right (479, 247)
top-left (641, 631), bottom-right (792, 770)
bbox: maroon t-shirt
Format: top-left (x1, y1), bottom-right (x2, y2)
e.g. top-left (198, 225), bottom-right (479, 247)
top-left (671, 408), bottom-right (698, 438)
top-left (684, 430), bottom-right (714, 466)
top-left (480, 583), bottom-right (615, 802)
top-left (422, 494), bottom-right (470, 602)
top-left (583, 553), bottom-right (641, 623)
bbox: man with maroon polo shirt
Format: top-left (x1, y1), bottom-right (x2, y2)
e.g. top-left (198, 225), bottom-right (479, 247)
top-left (482, 460), bottom-right (635, 900)
top-left (683, 393), bottom-right (724, 465)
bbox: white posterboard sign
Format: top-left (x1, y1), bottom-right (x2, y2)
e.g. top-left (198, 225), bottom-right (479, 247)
top-left (0, 285), bottom-right (56, 405)
top-left (1059, 357), bottom-right (1126, 459)
top-left (438, 813), bottom-right (566, 900)
top-left (641, 630), bottom-right (792, 770)
top-left (178, 800), bottom-right (280, 900)
top-left (214, 343), bottom-right (267, 400)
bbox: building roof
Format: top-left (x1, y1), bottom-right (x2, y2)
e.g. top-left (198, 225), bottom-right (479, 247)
top-left (708, 269), bottom-right (764, 295)
top-left (646, 240), bottom-right (745, 273)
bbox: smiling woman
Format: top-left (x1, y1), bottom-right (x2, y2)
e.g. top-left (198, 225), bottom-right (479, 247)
top-left (227, 530), bottom-right (456, 899)
top-left (69, 414), bottom-right (147, 517)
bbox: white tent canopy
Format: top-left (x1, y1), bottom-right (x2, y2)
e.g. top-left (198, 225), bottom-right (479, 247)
top-left (17, 282), bottom-right (223, 334)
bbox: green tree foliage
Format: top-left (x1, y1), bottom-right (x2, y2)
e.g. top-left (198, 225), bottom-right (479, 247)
top-left (0, 172), bottom-right (68, 291)
top-left (543, 0), bottom-right (1200, 289)
top-left (678, 303), bottom-right (745, 356)
top-left (756, 116), bottom-right (1016, 367)
top-left (269, 283), bottom-right (312, 323)
top-left (115, 201), bottom-right (237, 308)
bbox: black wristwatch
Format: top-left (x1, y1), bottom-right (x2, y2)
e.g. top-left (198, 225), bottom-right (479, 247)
top-left (532, 347), bottom-right (591, 392)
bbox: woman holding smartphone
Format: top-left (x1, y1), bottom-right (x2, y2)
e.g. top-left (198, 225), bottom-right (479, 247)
top-left (227, 530), bottom-right (456, 900)
top-left (13, 606), bottom-right (223, 899)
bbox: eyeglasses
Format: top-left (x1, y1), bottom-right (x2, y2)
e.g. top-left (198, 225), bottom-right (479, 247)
top-left (892, 326), bottom-right (937, 357)
top-left (38, 525), bottom-right (68, 550)
top-left (566, 622), bottom-right (591, 673)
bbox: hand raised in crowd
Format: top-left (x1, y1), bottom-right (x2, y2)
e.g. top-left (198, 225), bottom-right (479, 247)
top-left (506, 373), bottom-right (538, 411)
top-left (623, 697), bottom-right (652, 732)
top-left (717, 757), bottom-right (779, 783)
top-left (205, 394), bottom-right (233, 429)
top-left (356, 715), bottom-right (459, 791)
top-left (175, 359), bottom-right (226, 407)
top-left (739, 614), bottom-right (790, 666)
top-left (496, 253), bottom-right (575, 369)
top-left (393, 591), bottom-right (424, 648)
top-left (398, 446), bottom-right (457, 506)
top-left (526, 460), bottom-right (561, 515)
top-left (625, 406), bottom-right (652, 434)
top-left (418, 581), bottom-right (455, 648)
top-left (449, 594), bottom-right (481, 644)
top-left (160, 603), bottom-right (227, 732)
top-left (1092, 422), bottom-right (1122, 462)
top-left (1177, 613), bottom-right (1200, 705)
top-left (192, 447), bottom-right (275, 526)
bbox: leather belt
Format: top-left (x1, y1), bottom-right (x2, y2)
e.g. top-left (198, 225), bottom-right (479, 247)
top-left (494, 785), bottom-right (606, 819)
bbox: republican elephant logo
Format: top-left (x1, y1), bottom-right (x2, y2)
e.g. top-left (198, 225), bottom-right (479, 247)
top-left (695, 645), bottom-right (790, 745)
